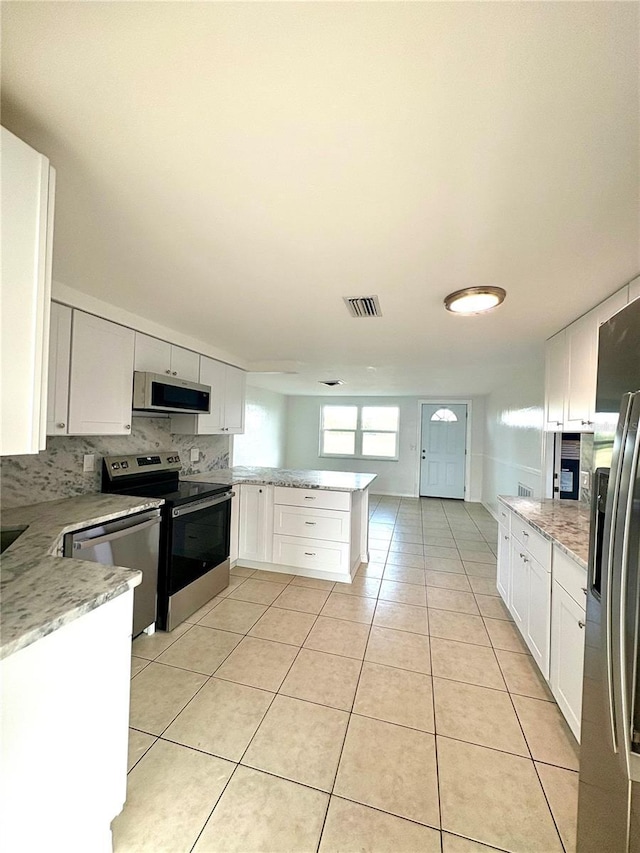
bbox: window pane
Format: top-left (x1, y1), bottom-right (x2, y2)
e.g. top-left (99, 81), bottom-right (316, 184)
top-left (322, 405), bottom-right (358, 430)
top-left (323, 431), bottom-right (356, 455)
top-left (430, 407), bottom-right (458, 422)
top-left (362, 431), bottom-right (397, 457)
top-left (361, 406), bottom-right (399, 431)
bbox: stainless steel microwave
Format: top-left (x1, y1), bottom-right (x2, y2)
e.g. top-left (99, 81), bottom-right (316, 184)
top-left (132, 371), bottom-right (211, 415)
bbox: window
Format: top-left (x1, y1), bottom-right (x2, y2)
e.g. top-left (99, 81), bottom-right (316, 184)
top-left (320, 405), bottom-right (399, 459)
top-left (430, 407), bottom-right (458, 422)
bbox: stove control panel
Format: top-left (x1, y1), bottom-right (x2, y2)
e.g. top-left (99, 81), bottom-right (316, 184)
top-left (103, 452), bottom-right (182, 478)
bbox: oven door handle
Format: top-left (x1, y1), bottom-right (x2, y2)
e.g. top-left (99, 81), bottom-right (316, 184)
top-left (72, 517), bottom-right (160, 550)
top-left (171, 491), bottom-right (235, 518)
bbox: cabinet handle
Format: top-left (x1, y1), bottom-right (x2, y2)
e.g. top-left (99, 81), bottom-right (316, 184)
top-left (172, 371), bottom-right (177, 376)
top-left (57, 422), bottom-right (65, 429)
top-left (125, 424), bottom-right (131, 430)
top-left (581, 420), bottom-right (593, 426)
top-left (165, 369), bottom-right (171, 374)
top-left (304, 552), bottom-right (316, 556)
top-left (582, 587), bottom-right (588, 596)
top-left (305, 522), bottom-right (316, 526)
top-left (578, 620), bottom-right (585, 629)
top-left (522, 530), bottom-right (528, 538)
top-left (304, 496), bottom-right (316, 500)
top-left (504, 535), bottom-right (509, 540)
top-left (555, 421), bottom-right (563, 426)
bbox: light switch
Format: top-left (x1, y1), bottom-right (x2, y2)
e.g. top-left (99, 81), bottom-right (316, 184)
top-left (580, 471), bottom-right (591, 490)
top-left (83, 454), bottom-right (95, 473)
top-left (190, 448), bottom-right (200, 463)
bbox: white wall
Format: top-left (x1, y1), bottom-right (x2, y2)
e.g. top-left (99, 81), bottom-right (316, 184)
top-left (481, 355), bottom-right (545, 517)
top-left (285, 395), bottom-right (485, 499)
top-left (232, 384), bottom-right (287, 467)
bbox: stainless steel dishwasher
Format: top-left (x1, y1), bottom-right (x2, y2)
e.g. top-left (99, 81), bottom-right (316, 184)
top-left (63, 508), bottom-right (161, 637)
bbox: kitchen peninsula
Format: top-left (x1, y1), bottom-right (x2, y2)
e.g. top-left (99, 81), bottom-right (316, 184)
top-left (184, 466), bottom-right (377, 583)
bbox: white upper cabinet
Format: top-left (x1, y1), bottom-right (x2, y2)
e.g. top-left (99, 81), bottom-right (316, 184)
top-left (629, 276), bottom-right (640, 303)
top-left (1, 127), bottom-right (55, 455)
top-left (134, 333), bottom-right (199, 382)
top-left (564, 288), bottom-right (628, 430)
top-left (544, 331), bottom-right (567, 431)
top-left (46, 302), bottom-right (72, 436)
top-left (172, 356), bottom-right (246, 435)
top-left (68, 311), bottom-right (135, 435)
top-left (545, 285), bottom-right (629, 432)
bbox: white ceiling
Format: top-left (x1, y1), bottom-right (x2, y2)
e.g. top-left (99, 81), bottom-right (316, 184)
top-left (2, 1), bottom-right (638, 396)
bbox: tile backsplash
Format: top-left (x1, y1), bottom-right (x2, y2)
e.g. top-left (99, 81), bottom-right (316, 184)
top-left (0, 417), bottom-right (230, 509)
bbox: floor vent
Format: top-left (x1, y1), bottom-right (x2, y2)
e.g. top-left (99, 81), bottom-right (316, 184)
top-left (517, 483), bottom-right (533, 497)
top-left (343, 295), bottom-right (382, 318)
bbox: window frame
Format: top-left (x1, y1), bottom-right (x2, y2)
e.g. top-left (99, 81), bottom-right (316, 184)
top-left (319, 404), bottom-right (400, 461)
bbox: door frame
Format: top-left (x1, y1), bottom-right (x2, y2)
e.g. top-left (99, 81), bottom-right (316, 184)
top-left (416, 399), bottom-right (473, 500)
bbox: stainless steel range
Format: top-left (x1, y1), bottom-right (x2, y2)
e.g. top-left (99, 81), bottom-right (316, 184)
top-left (102, 452), bottom-right (233, 631)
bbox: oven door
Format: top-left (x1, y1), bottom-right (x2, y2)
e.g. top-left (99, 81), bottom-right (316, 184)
top-left (166, 491), bottom-right (233, 596)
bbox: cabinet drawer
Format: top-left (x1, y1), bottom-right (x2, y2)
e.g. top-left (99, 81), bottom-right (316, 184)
top-left (553, 545), bottom-right (587, 609)
top-left (512, 519), bottom-right (551, 569)
top-left (497, 504), bottom-right (511, 534)
top-left (273, 505), bottom-right (350, 543)
top-left (273, 486), bottom-right (351, 512)
top-left (272, 534), bottom-right (350, 572)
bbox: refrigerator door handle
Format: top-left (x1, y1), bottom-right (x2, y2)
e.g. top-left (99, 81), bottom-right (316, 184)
top-left (604, 393), bottom-right (634, 757)
top-left (613, 392), bottom-right (640, 782)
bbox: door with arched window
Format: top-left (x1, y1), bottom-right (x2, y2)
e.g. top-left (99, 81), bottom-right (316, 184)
top-left (419, 403), bottom-right (467, 498)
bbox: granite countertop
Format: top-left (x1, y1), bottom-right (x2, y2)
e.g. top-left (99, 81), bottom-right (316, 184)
top-left (183, 466), bottom-right (378, 492)
top-left (498, 496), bottom-right (591, 568)
top-left (1, 493), bottom-right (164, 660)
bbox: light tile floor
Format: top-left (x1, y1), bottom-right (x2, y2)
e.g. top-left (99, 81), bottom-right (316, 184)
top-left (114, 497), bottom-right (580, 853)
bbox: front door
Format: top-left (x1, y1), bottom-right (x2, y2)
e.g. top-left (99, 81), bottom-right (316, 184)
top-left (419, 403), bottom-right (467, 499)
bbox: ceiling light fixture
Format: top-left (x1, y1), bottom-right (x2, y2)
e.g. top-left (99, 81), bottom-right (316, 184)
top-left (444, 286), bottom-right (506, 315)
top-left (319, 379), bottom-right (344, 387)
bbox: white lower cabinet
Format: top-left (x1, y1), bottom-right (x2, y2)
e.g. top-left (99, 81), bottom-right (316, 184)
top-left (550, 545), bottom-right (587, 741)
top-left (497, 501), bottom-right (587, 742)
top-left (0, 590), bottom-right (133, 852)
top-left (509, 543), bottom-right (529, 635)
top-left (550, 580), bottom-right (586, 740)
top-left (496, 519), bottom-right (510, 602)
top-left (526, 554), bottom-right (551, 679)
top-left (235, 485), bottom-right (366, 582)
top-left (238, 484), bottom-right (273, 563)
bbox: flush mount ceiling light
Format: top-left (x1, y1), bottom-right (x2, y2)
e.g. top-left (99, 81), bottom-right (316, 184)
top-left (444, 286), bottom-right (507, 315)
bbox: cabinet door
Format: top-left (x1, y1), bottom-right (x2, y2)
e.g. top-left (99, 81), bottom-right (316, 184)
top-left (509, 543), bottom-right (528, 632)
top-left (46, 302), bottom-right (72, 435)
top-left (550, 581), bottom-right (586, 740)
top-left (197, 356), bottom-right (226, 432)
top-left (224, 365), bottom-right (246, 433)
top-left (544, 331), bottom-right (566, 431)
top-left (68, 311), bottom-right (135, 435)
top-left (526, 556), bottom-right (551, 679)
top-left (134, 333), bottom-right (171, 375)
top-left (170, 346), bottom-right (199, 382)
top-left (496, 524), bottom-right (511, 603)
top-left (630, 276), bottom-right (640, 303)
top-left (238, 484), bottom-right (272, 562)
top-left (1, 128), bottom-right (54, 455)
top-left (565, 313), bottom-right (594, 430)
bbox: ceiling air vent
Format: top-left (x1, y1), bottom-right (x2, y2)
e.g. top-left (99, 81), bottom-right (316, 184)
top-left (343, 295), bottom-right (382, 318)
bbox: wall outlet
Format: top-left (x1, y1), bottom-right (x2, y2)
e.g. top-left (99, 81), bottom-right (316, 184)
top-left (83, 453), bottom-right (96, 473)
top-left (581, 471), bottom-right (591, 490)
top-left (190, 448), bottom-right (200, 463)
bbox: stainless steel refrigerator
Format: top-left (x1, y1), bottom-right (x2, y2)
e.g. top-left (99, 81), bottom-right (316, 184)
top-left (577, 296), bottom-right (640, 852)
